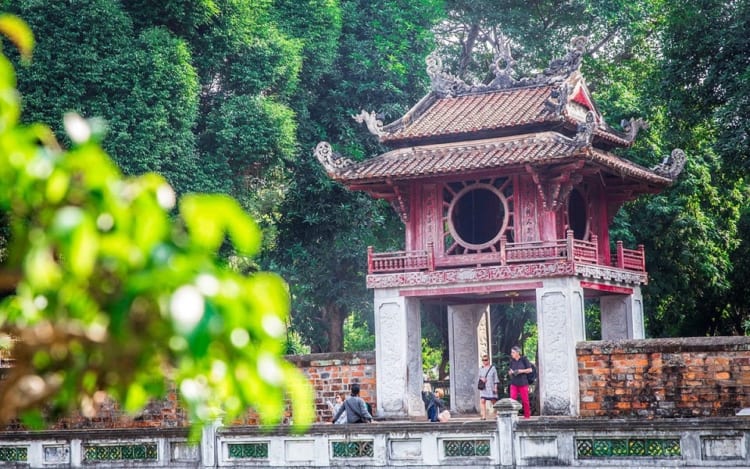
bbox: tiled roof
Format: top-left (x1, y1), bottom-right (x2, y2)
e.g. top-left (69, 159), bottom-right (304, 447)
top-left (325, 132), bottom-right (671, 186)
top-left (380, 86), bottom-right (555, 143)
top-left (379, 85), bottom-right (633, 148)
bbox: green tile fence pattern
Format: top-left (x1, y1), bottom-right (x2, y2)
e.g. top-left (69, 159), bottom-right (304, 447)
top-left (443, 439), bottom-right (492, 457)
top-left (0, 446), bottom-right (27, 462)
top-left (83, 443), bottom-right (158, 462)
top-left (576, 438), bottom-right (681, 458)
top-left (227, 442), bottom-right (269, 459)
top-left (331, 440), bottom-right (375, 458)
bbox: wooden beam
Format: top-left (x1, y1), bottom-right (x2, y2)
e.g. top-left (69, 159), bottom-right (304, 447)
top-left (580, 281), bottom-right (633, 295)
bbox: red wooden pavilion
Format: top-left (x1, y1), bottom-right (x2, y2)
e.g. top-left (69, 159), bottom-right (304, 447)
top-left (316, 37), bottom-right (684, 418)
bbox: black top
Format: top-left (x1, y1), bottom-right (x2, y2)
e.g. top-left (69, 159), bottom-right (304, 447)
top-left (509, 356), bottom-right (531, 387)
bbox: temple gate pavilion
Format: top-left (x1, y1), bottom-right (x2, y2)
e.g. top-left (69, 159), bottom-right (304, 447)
top-left (315, 37), bottom-right (685, 419)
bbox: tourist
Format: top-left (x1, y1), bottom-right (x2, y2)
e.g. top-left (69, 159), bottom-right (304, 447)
top-left (421, 383), bottom-right (438, 422)
top-left (434, 388), bottom-right (451, 422)
top-left (478, 354), bottom-right (499, 420)
top-left (328, 393), bottom-right (348, 424)
top-left (331, 383), bottom-right (373, 423)
top-left (508, 345), bottom-right (533, 419)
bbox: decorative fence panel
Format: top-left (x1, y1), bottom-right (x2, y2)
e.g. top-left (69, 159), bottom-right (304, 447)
top-left (2, 417), bottom-right (750, 467)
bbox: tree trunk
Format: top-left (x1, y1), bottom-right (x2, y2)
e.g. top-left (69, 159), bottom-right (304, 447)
top-left (324, 303), bottom-right (346, 353)
top-left (492, 303), bottom-right (534, 359)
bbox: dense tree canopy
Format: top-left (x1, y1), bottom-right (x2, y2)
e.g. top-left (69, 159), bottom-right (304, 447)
top-left (0, 15), bottom-right (312, 431)
top-left (2, 1), bottom-right (749, 372)
top-left (435, 0), bottom-right (750, 338)
top-left (265, 0), bottom-right (444, 352)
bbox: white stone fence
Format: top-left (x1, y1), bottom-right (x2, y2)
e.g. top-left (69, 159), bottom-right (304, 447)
top-left (1, 400), bottom-right (750, 467)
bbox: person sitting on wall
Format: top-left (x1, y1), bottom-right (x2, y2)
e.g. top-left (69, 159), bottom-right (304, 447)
top-left (422, 383), bottom-right (438, 422)
top-left (434, 388), bottom-right (451, 422)
top-left (328, 393), bottom-right (348, 424)
top-left (331, 383), bottom-right (373, 423)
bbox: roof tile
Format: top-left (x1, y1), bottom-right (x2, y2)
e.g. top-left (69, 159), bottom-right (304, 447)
top-left (382, 86), bottom-right (555, 143)
top-left (331, 133), bottom-right (670, 186)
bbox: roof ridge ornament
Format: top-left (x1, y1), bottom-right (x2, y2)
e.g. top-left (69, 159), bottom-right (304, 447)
top-left (352, 110), bottom-right (385, 137)
top-left (540, 36), bottom-right (587, 85)
top-left (487, 37), bottom-right (519, 89)
top-left (426, 36), bottom-right (589, 96)
top-left (621, 117), bottom-right (648, 143)
top-left (314, 141), bottom-right (354, 174)
top-left (651, 148), bottom-right (686, 180)
top-left (574, 111), bottom-right (597, 147)
top-left (426, 51), bottom-right (472, 97)
top-left (544, 82), bottom-right (571, 117)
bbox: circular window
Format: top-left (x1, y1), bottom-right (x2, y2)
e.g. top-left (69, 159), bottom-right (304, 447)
top-left (447, 183), bottom-right (510, 250)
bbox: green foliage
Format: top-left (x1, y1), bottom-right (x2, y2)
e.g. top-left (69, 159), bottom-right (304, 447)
top-left (436, 1), bottom-right (749, 337)
top-left (342, 312), bottom-right (375, 352)
top-left (203, 94), bottom-right (297, 175)
top-left (634, 0), bottom-right (750, 335)
top-left (0, 18), bottom-right (312, 432)
top-left (4, 1), bottom-right (216, 196)
top-left (284, 330), bottom-right (311, 355)
top-left (267, 0), bottom-right (443, 353)
top-left (421, 337), bottom-right (443, 380)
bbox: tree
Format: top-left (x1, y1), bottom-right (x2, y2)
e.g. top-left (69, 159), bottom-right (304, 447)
top-left (266, 0), bottom-right (444, 352)
top-left (0, 16), bottom-right (312, 432)
top-left (3, 0), bottom-right (214, 196)
top-left (434, 0), bottom-right (749, 337)
top-left (4, 0), bottom-right (307, 235)
top-left (641, 0), bottom-right (750, 336)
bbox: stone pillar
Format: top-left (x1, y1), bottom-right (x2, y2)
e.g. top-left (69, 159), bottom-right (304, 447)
top-left (600, 286), bottom-right (645, 339)
top-left (200, 419), bottom-right (220, 467)
top-left (477, 307), bottom-right (492, 360)
top-left (494, 398), bottom-right (522, 467)
top-left (448, 303), bottom-right (486, 413)
top-left (536, 278), bottom-right (585, 416)
top-left (373, 288), bottom-right (422, 418)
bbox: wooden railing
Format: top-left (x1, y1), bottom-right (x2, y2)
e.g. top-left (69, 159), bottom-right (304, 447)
top-left (368, 232), bottom-right (646, 275)
top-left (503, 237), bottom-right (565, 264)
top-left (368, 243), bottom-right (434, 273)
top-left (614, 241), bottom-right (646, 272)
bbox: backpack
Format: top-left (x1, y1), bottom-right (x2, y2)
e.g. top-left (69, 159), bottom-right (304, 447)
top-left (527, 360), bottom-right (537, 385)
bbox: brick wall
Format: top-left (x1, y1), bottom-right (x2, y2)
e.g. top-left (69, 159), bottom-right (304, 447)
top-left (19, 336), bottom-right (750, 427)
top-left (577, 337), bottom-right (750, 418)
top-left (287, 351), bottom-right (376, 423)
top-left (37, 351), bottom-right (376, 429)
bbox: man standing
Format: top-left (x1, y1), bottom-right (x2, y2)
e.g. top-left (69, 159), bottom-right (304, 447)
top-left (508, 346), bottom-right (533, 419)
top-left (331, 383), bottom-right (373, 423)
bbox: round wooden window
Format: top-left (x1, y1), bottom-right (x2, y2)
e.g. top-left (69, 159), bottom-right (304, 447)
top-left (447, 183), bottom-right (510, 251)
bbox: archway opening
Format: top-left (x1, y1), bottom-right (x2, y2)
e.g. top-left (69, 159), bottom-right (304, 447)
top-left (568, 189), bottom-right (588, 240)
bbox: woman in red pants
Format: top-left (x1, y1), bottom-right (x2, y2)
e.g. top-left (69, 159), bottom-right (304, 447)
top-left (508, 346), bottom-right (532, 419)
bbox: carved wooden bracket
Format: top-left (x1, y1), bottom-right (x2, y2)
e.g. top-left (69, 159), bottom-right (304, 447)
top-left (387, 179), bottom-right (409, 223)
top-left (526, 161), bottom-right (584, 211)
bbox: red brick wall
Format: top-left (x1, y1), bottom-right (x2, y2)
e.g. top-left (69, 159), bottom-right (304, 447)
top-left (15, 352), bottom-right (375, 429)
top-left (287, 351), bottom-right (377, 423)
top-left (28, 336), bottom-right (750, 427)
top-left (577, 337), bottom-right (750, 418)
